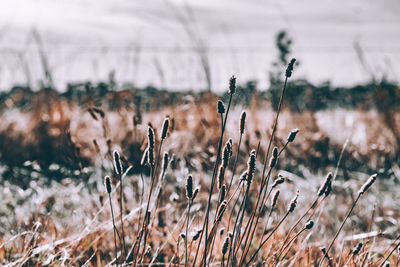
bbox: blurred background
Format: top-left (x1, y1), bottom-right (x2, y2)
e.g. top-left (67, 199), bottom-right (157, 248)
top-left (1, 2), bottom-right (400, 265)
top-left (0, 0), bottom-right (400, 91)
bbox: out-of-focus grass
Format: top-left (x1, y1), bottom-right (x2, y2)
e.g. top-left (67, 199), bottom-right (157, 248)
top-left (0, 82), bottom-right (399, 266)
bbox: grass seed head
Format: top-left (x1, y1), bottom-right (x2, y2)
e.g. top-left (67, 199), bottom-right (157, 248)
top-left (104, 176), bottom-right (112, 194)
top-left (161, 117), bottom-right (169, 140)
top-left (222, 140), bottom-right (231, 168)
top-left (220, 184), bottom-right (226, 202)
top-left (229, 75), bottom-right (236, 94)
top-left (272, 146), bottom-right (278, 158)
top-left (272, 175), bottom-right (285, 189)
top-left (193, 229), bottom-right (202, 241)
top-left (217, 200), bottom-right (227, 222)
top-left (222, 235), bottom-right (230, 255)
top-left (240, 111), bottom-right (246, 134)
top-left (287, 190), bottom-right (299, 213)
top-left (287, 128), bottom-right (299, 143)
top-left (272, 189), bottom-right (280, 208)
top-left (247, 149), bottom-right (256, 184)
top-left (358, 173), bottom-right (377, 195)
top-left (217, 165), bottom-right (225, 190)
top-left (186, 175), bottom-right (193, 200)
top-left (148, 126), bottom-right (155, 149)
top-left (318, 172), bottom-right (333, 197)
top-left (217, 100), bottom-right (225, 114)
top-left (285, 58), bottom-right (296, 78)
top-left (162, 152), bottom-right (169, 172)
top-left (192, 188), bottom-right (199, 201)
top-left (147, 147), bottom-right (155, 166)
top-left (113, 150), bottom-right (122, 176)
top-left (304, 220), bottom-right (314, 230)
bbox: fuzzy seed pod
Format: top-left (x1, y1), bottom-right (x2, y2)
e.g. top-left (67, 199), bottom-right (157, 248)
top-left (269, 156), bottom-right (278, 168)
top-left (217, 200), bottom-right (227, 222)
top-left (222, 235), bottom-right (230, 255)
top-left (220, 184), bottom-right (226, 202)
top-left (287, 128), bottom-right (299, 143)
top-left (222, 141), bottom-right (231, 168)
top-left (162, 152), bottom-right (169, 173)
top-left (285, 58), bottom-right (296, 78)
top-left (105, 176), bottom-right (112, 194)
top-left (247, 150), bottom-right (256, 184)
top-left (272, 175), bottom-right (285, 189)
top-left (217, 165), bottom-right (225, 190)
top-left (147, 147), bottom-right (155, 166)
top-left (147, 126), bottom-right (155, 149)
top-left (318, 172), bottom-right (333, 197)
top-left (217, 100), bottom-right (225, 114)
top-left (287, 191), bottom-right (299, 213)
top-left (304, 220), bottom-right (314, 230)
top-left (240, 111), bottom-right (246, 134)
top-left (272, 146), bottom-right (278, 158)
top-left (161, 118), bottom-right (169, 140)
top-left (193, 229), bottom-right (202, 241)
top-left (325, 182), bottom-right (332, 197)
top-left (113, 150), bottom-right (123, 176)
top-left (192, 188), bottom-right (199, 200)
top-left (352, 242), bottom-right (363, 255)
top-left (186, 175), bottom-right (193, 200)
top-left (229, 75), bottom-right (236, 94)
top-left (358, 174), bottom-right (377, 195)
top-left (271, 189), bottom-right (280, 208)
top-left (141, 147), bottom-right (149, 166)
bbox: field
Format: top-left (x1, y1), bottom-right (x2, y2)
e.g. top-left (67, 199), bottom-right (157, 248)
top-left (1, 63), bottom-right (400, 266)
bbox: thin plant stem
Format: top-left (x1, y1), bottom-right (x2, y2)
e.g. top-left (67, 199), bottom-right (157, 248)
top-left (318, 194), bottom-right (361, 267)
top-left (108, 193), bottom-right (119, 266)
top-left (247, 210), bottom-right (291, 265)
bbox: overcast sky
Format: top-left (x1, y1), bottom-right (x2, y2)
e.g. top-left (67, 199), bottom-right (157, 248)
top-left (0, 0), bottom-right (399, 91)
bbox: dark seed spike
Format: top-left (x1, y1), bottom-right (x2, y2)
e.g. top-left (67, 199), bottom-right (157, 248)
top-left (220, 184), bottom-right (226, 202)
top-left (113, 150), bottom-right (123, 176)
top-left (217, 100), bottom-right (225, 114)
top-left (192, 188), bottom-right (199, 201)
top-left (217, 165), bottom-right (225, 190)
top-left (229, 75), bottom-right (236, 94)
top-left (318, 172), bottom-right (333, 197)
top-left (287, 190), bottom-right (299, 213)
top-left (304, 220), bottom-right (314, 230)
top-left (247, 150), bottom-right (256, 184)
top-left (222, 235), bottom-right (230, 255)
top-left (147, 147), bottom-right (155, 166)
top-left (186, 175), bottom-right (193, 200)
top-left (148, 126), bottom-right (155, 149)
top-left (271, 189), bottom-right (280, 208)
top-left (272, 175), bottom-right (285, 189)
top-left (240, 111), bottom-right (246, 134)
top-left (287, 128), bottom-right (299, 143)
top-left (162, 152), bottom-right (169, 173)
top-left (161, 117), bottom-right (169, 140)
top-left (105, 176), bottom-right (112, 194)
top-left (285, 58), bottom-right (296, 78)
